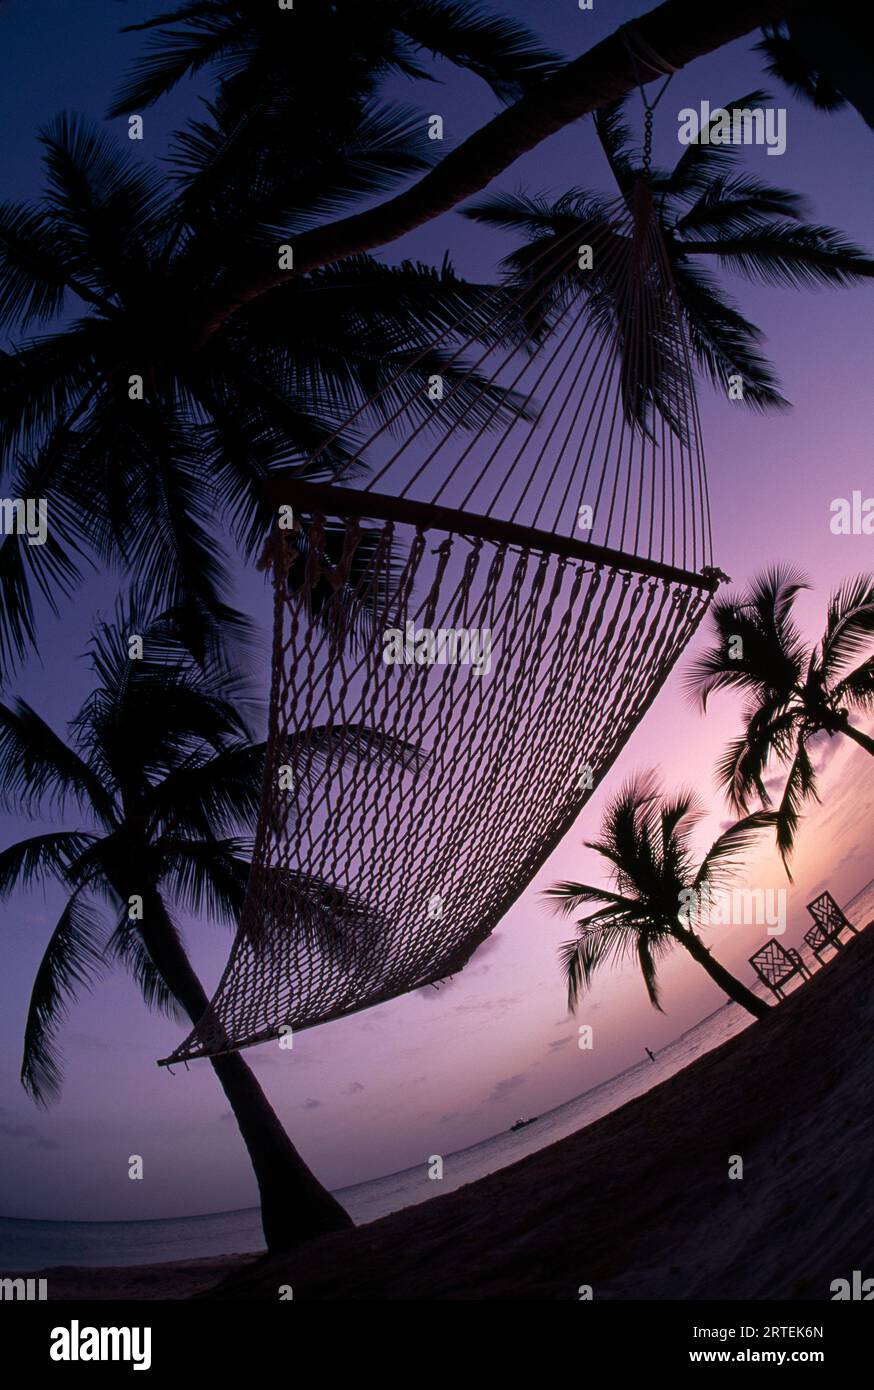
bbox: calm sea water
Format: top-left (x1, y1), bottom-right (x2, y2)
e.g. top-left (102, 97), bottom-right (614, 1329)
top-left (5, 879), bottom-right (871, 1271)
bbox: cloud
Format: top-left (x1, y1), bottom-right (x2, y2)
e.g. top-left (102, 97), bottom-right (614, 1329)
top-left (343, 1081), bottom-right (365, 1095)
top-left (486, 1074), bottom-right (526, 1103)
top-left (452, 995), bottom-right (521, 1017)
top-left (415, 938), bottom-right (504, 998)
top-left (250, 1046), bottom-right (320, 1068)
top-left (0, 1114), bottom-right (60, 1151)
top-left (548, 1034), bottom-right (574, 1053)
top-left (302, 1098), bottom-right (321, 1110)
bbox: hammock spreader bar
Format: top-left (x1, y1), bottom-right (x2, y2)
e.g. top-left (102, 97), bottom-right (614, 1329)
top-left (265, 478), bottom-right (720, 593)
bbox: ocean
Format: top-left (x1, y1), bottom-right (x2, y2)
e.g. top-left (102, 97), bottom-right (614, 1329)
top-left (4, 877), bottom-right (872, 1272)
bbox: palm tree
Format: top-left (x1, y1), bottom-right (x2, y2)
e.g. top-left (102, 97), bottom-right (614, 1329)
top-left (545, 773), bottom-right (775, 1020)
top-left (684, 566), bottom-right (874, 869)
top-left (109, 0), bottom-right (564, 119)
top-left (107, 0), bottom-right (561, 282)
top-left (462, 92), bottom-right (874, 413)
top-left (103, 1), bottom-right (564, 338)
top-left (105, 2), bottom-right (820, 309)
top-left (0, 113), bottom-right (522, 678)
top-left (0, 594), bottom-right (416, 1249)
top-left (757, 5), bottom-right (874, 129)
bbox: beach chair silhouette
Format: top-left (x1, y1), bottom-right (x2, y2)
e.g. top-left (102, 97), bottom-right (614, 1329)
top-left (748, 940), bottom-right (811, 1000)
top-left (803, 891), bottom-right (858, 963)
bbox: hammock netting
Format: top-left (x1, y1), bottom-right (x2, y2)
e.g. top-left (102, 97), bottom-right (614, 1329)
top-left (161, 182), bottom-right (718, 1065)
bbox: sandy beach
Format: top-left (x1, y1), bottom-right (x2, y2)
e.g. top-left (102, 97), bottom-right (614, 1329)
top-left (26, 921), bottom-right (873, 1301)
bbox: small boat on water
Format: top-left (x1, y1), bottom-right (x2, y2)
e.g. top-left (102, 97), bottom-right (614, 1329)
top-left (510, 1116), bottom-right (538, 1132)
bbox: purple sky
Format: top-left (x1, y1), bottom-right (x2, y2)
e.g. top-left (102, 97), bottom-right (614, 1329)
top-left (2, 0), bottom-right (874, 1223)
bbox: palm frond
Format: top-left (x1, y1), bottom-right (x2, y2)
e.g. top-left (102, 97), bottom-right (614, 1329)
top-left (693, 810), bottom-right (779, 893)
top-left (21, 891), bottom-right (107, 1105)
top-left (111, 0), bottom-right (564, 116)
top-left (0, 699), bottom-right (115, 822)
top-left (593, 98), bottom-right (638, 191)
top-left (558, 921), bottom-right (615, 1011)
top-left (105, 908), bottom-right (186, 1020)
top-left (543, 881), bottom-right (639, 919)
top-left (773, 740), bottom-right (819, 874)
top-left (148, 743), bottom-right (263, 840)
top-left (0, 831), bottom-right (97, 898)
top-left (173, 98), bottom-right (437, 231)
top-left (674, 173), bottom-right (806, 239)
top-left (658, 789), bottom-right (704, 854)
top-left (833, 654), bottom-right (874, 711)
top-left (38, 113), bottom-right (172, 278)
top-left (158, 837), bottom-right (250, 926)
top-left (820, 574), bottom-right (874, 678)
top-left (668, 259), bottom-right (790, 412)
top-left (756, 12), bottom-right (874, 127)
top-left (397, 0), bottom-right (564, 103)
top-left (756, 26), bottom-right (846, 112)
top-left (0, 327), bottom-right (105, 458)
top-left (682, 221), bottom-right (874, 289)
top-left (0, 446), bottom-right (90, 680)
top-left (0, 202), bottom-right (83, 330)
top-left (664, 92), bottom-right (776, 199)
top-left (110, 3), bottom-right (246, 115)
top-left (637, 933), bottom-right (664, 1012)
top-left (712, 706), bottom-right (796, 812)
top-left (684, 566), bottom-right (811, 711)
top-left (257, 865), bottom-right (387, 964)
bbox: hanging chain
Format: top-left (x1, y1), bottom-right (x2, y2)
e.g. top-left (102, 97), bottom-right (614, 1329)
top-left (643, 107), bottom-right (655, 177)
top-left (621, 25), bottom-right (674, 182)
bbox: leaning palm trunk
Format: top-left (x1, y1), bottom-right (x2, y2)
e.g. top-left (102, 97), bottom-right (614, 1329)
top-left (672, 923), bottom-right (770, 1020)
top-left (138, 891), bottom-right (351, 1249)
top-left (838, 719), bottom-right (874, 758)
top-left (191, 0), bottom-right (796, 344)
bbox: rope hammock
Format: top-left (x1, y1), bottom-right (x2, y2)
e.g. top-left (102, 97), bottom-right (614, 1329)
top-left (160, 178), bottom-right (720, 1065)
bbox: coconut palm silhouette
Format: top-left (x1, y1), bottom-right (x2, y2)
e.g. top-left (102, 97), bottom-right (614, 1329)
top-left (0, 111), bottom-right (523, 677)
top-left (0, 593), bottom-right (419, 1248)
top-left (461, 92), bottom-right (874, 414)
top-left (545, 773), bottom-right (776, 1020)
top-left (685, 566), bottom-right (874, 870)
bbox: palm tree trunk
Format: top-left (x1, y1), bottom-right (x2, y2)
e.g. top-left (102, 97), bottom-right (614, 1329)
top-left (841, 720), bottom-right (874, 757)
top-left (672, 924), bottom-right (770, 1019)
top-left (208, 1049), bottom-right (352, 1248)
top-left (190, 0), bottom-right (796, 345)
top-left (137, 891), bottom-right (352, 1250)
